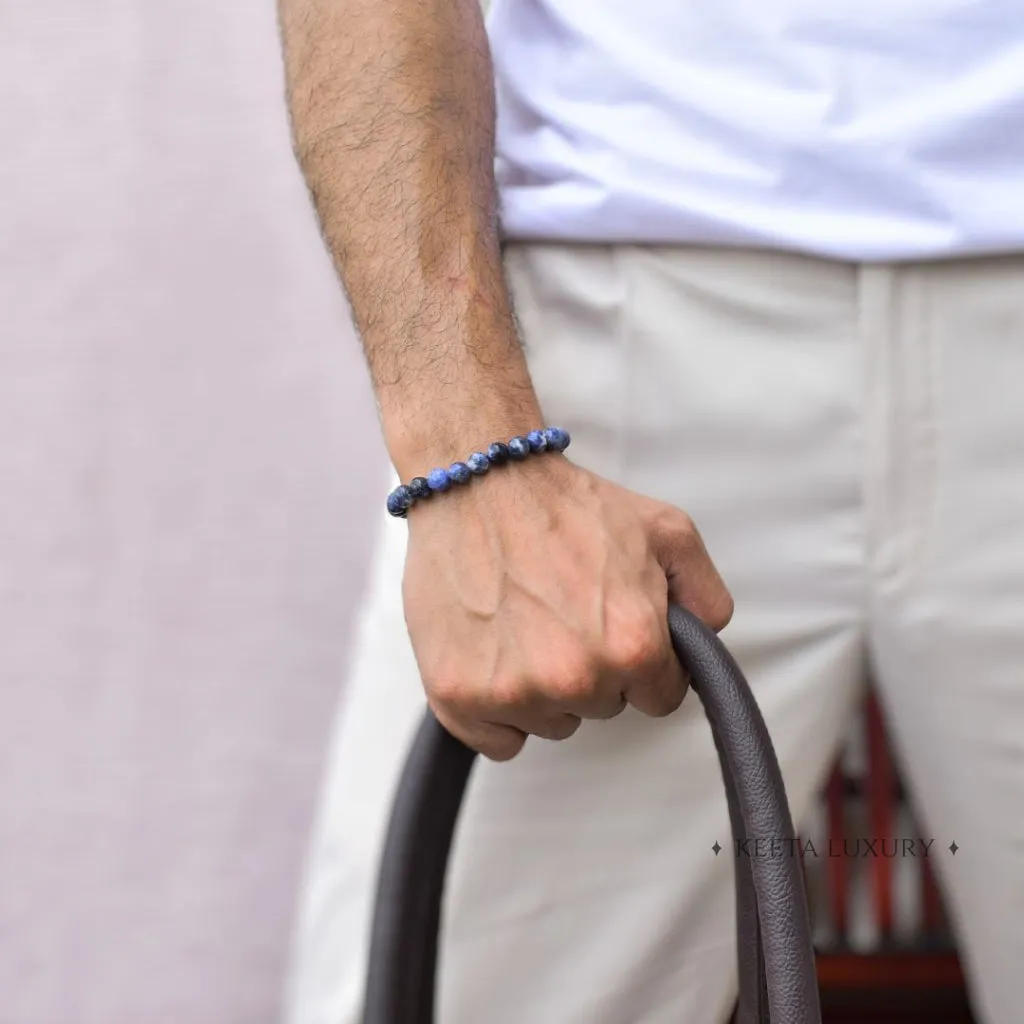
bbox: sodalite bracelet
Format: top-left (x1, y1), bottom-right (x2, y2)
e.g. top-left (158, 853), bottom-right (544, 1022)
top-left (386, 426), bottom-right (571, 518)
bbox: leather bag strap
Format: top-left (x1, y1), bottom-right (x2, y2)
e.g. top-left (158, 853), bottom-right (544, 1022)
top-left (360, 603), bottom-right (822, 1024)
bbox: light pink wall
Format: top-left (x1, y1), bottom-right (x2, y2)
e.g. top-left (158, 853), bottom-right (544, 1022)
top-left (0, 3), bottom-right (385, 1021)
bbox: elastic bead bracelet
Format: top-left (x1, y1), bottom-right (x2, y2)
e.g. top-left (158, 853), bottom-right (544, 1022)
top-left (386, 426), bottom-right (571, 518)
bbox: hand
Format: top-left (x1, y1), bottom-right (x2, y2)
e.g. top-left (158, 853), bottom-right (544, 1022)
top-left (402, 454), bottom-right (733, 760)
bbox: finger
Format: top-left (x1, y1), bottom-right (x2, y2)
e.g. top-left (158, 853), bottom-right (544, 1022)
top-left (584, 596), bottom-right (688, 718)
top-left (550, 686), bottom-right (628, 721)
top-left (619, 648), bottom-right (689, 718)
top-left (486, 687), bottom-right (587, 739)
top-left (499, 647), bottom-right (626, 722)
top-left (647, 508), bottom-right (734, 631)
top-left (432, 705), bottom-right (527, 762)
top-left (505, 711), bottom-right (583, 742)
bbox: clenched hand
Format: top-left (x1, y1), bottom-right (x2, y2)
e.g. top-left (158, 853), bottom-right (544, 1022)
top-left (403, 454), bottom-right (733, 760)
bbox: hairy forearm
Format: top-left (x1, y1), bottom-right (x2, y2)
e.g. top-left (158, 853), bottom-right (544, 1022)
top-left (278, 0), bottom-right (542, 476)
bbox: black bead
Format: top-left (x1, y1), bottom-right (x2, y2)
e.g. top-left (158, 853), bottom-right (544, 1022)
top-left (386, 484), bottom-right (413, 517)
top-left (487, 441), bottom-right (510, 466)
top-left (407, 476), bottom-right (432, 500)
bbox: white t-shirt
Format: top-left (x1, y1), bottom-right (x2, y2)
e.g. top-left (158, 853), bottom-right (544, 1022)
top-left (487, 0), bottom-right (1024, 261)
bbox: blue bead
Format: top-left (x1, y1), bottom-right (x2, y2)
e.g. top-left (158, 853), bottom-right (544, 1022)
top-left (487, 442), bottom-right (510, 466)
top-left (408, 476), bottom-right (432, 500)
top-left (448, 461), bottom-right (471, 484)
top-left (543, 426), bottom-right (571, 451)
top-left (507, 436), bottom-right (531, 460)
top-left (466, 452), bottom-right (490, 475)
top-left (387, 485), bottom-right (412, 517)
top-left (427, 467), bottom-right (451, 492)
top-left (526, 429), bottom-right (548, 452)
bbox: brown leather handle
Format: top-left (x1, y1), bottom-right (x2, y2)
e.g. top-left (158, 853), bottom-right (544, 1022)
top-left (360, 604), bottom-right (821, 1023)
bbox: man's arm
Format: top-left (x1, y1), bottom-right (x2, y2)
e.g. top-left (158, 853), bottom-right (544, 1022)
top-left (277, 0), bottom-right (731, 761)
top-left (278, 0), bottom-right (540, 478)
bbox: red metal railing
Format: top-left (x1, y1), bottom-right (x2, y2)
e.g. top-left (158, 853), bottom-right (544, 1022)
top-left (809, 691), bottom-right (973, 1023)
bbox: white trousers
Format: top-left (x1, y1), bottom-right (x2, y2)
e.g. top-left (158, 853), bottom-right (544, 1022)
top-left (285, 245), bottom-right (1024, 1024)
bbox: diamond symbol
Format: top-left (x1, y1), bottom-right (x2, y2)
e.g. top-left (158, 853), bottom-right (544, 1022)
top-left (949, 841), bottom-right (959, 855)
top-left (712, 841), bottom-right (722, 855)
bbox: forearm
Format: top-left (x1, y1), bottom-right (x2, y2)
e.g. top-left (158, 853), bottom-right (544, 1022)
top-left (278, 0), bottom-right (542, 477)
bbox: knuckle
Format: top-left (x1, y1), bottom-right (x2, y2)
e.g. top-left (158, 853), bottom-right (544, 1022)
top-left (489, 673), bottom-right (530, 710)
top-left (426, 673), bottom-right (464, 708)
top-left (546, 654), bottom-right (597, 705)
top-left (660, 507), bottom-right (697, 545)
top-left (606, 617), bottom-right (664, 673)
top-left (676, 509), bottom-right (698, 536)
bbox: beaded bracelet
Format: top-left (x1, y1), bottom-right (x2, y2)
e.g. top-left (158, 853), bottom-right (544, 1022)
top-left (386, 426), bottom-right (571, 518)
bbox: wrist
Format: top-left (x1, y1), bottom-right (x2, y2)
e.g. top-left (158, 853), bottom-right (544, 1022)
top-left (382, 393), bottom-right (546, 481)
top-left (386, 424), bottom-right (572, 519)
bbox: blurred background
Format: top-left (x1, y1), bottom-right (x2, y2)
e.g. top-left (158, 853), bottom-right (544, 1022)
top-left (1, 2), bottom-right (386, 1021)
top-left (0, 2), bottom-right (978, 1022)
